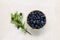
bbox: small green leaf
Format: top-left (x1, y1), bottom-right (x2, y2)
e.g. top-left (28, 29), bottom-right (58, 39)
top-left (11, 11), bottom-right (31, 35)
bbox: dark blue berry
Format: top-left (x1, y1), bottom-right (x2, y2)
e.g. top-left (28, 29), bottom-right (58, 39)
top-left (17, 25), bottom-right (20, 29)
top-left (20, 13), bottom-right (22, 16)
top-left (27, 10), bottom-right (46, 29)
top-left (11, 17), bottom-right (14, 20)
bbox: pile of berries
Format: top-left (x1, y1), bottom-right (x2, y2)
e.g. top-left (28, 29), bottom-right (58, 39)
top-left (27, 10), bottom-right (46, 29)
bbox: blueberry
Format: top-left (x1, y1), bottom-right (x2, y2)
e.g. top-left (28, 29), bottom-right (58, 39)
top-left (27, 10), bottom-right (46, 29)
top-left (17, 25), bottom-right (20, 29)
top-left (11, 17), bottom-right (14, 20)
top-left (20, 13), bottom-right (22, 16)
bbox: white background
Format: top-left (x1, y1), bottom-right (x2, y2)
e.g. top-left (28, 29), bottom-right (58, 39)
top-left (0, 0), bottom-right (60, 40)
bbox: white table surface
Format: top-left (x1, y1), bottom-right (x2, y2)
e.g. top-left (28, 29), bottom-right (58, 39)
top-left (0, 0), bottom-right (60, 40)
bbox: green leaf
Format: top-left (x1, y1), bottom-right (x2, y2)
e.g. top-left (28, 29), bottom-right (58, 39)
top-left (11, 11), bottom-right (31, 35)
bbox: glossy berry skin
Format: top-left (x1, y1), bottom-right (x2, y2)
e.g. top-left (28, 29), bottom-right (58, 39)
top-left (27, 10), bottom-right (46, 29)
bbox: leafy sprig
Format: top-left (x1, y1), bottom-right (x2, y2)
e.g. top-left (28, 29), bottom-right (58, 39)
top-left (11, 11), bottom-right (31, 35)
